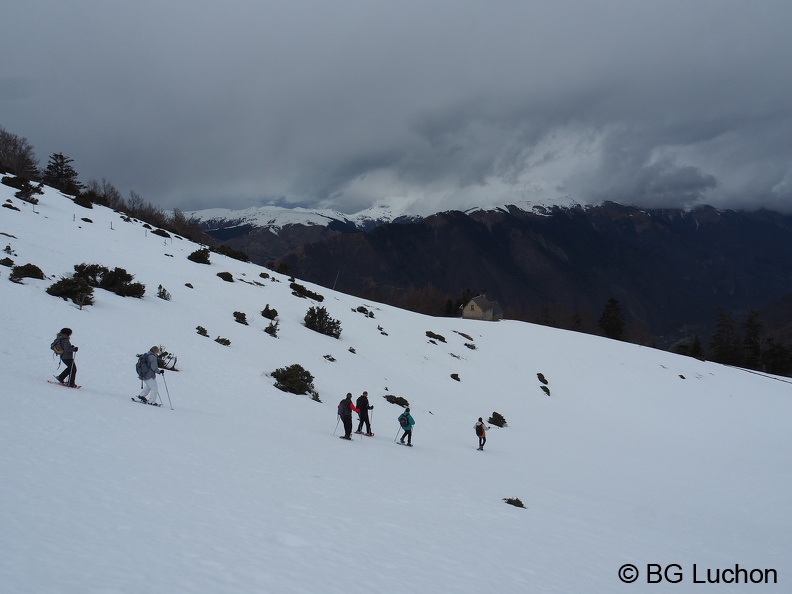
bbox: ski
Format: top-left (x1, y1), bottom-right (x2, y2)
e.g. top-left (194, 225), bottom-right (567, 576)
top-left (47, 380), bottom-right (82, 389)
top-left (131, 397), bottom-right (162, 407)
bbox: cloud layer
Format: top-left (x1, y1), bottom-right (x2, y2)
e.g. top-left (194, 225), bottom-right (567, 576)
top-left (3, 1), bottom-right (792, 214)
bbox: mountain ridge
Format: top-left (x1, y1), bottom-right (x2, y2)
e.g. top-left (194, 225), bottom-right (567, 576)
top-left (211, 201), bottom-right (791, 345)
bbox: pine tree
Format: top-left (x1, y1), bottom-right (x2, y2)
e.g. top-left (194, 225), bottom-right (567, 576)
top-left (742, 310), bottom-right (762, 370)
top-left (0, 127), bottom-right (39, 179)
top-left (598, 298), bottom-right (625, 340)
top-left (709, 311), bottom-right (742, 365)
top-left (689, 335), bottom-right (704, 359)
top-left (43, 152), bottom-right (83, 195)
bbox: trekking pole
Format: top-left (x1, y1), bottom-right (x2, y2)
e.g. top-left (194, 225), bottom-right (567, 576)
top-left (333, 415), bottom-right (340, 435)
top-left (161, 372), bottom-right (174, 410)
top-left (69, 350), bottom-right (77, 387)
top-left (394, 427), bottom-right (401, 442)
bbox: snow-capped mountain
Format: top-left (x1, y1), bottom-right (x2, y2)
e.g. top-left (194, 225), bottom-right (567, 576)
top-left (188, 200), bottom-right (422, 233)
top-left (1, 180), bottom-right (790, 593)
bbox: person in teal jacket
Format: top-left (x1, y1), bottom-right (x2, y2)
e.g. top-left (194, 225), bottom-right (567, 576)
top-left (398, 408), bottom-right (415, 446)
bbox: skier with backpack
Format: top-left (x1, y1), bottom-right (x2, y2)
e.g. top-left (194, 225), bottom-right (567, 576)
top-left (397, 407), bottom-right (415, 446)
top-left (337, 393), bottom-right (360, 440)
top-left (135, 346), bottom-right (164, 404)
top-left (475, 417), bottom-right (489, 450)
top-left (51, 327), bottom-right (78, 388)
top-left (354, 391), bottom-right (374, 436)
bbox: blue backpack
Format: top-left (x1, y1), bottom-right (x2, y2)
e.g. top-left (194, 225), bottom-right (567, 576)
top-left (135, 353), bottom-right (147, 379)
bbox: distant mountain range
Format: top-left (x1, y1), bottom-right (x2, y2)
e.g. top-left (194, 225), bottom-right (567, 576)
top-left (189, 201), bottom-right (792, 345)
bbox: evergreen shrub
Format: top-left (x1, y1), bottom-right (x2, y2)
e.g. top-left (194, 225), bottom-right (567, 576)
top-left (488, 411), bottom-right (507, 427)
top-left (187, 248), bottom-right (211, 264)
top-left (73, 263), bottom-right (145, 297)
top-left (304, 306), bottom-right (342, 338)
top-left (46, 276), bottom-right (94, 306)
top-left (10, 263), bottom-right (44, 281)
top-left (291, 282), bottom-right (324, 302)
top-left (271, 363), bottom-right (316, 395)
top-left (426, 330), bottom-right (446, 342)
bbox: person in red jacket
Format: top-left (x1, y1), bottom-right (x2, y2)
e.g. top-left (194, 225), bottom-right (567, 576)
top-left (338, 393), bottom-right (360, 440)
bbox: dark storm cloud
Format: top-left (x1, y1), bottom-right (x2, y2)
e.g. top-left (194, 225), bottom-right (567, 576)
top-left (2, 1), bottom-right (792, 214)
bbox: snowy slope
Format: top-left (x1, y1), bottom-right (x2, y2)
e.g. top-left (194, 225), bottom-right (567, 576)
top-left (1, 183), bottom-right (790, 593)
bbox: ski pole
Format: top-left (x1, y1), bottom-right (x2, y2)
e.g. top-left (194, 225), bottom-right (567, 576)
top-left (69, 350), bottom-right (77, 387)
top-left (161, 372), bottom-right (173, 410)
top-left (333, 415), bottom-right (340, 435)
top-left (394, 427), bottom-right (401, 442)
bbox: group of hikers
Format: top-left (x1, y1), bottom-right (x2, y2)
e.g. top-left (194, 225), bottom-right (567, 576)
top-left (51, 329), bottom-right (489, 449)
top-left (51, 328), bottom-right (165, 404)
top-left (338, 391), bottom-right (489, 449)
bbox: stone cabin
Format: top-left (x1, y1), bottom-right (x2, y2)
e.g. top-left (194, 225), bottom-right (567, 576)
top-left (461, 295), bottom-right (504, 321)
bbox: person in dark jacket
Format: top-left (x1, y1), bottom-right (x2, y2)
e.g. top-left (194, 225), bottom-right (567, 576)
top-left (136, 346), bottom-right (163, 404)
top-left (398, 408), bottom-right (415, 446)
top-left (475, 417), bottom-right (489, 450)
top-left (355, 391), bottom-right (374, 436)
top-left (53, 328), bottom-right (78, 388)
top-left (338, 393), bottom-right (360, 440)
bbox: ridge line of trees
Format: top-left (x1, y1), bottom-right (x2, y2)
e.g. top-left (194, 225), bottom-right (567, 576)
top-left (0, 125), bottom-right (211, 243)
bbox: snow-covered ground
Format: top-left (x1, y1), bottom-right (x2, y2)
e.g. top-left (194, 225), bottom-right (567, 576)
top-left (1, 183), bottom-right (789, 593)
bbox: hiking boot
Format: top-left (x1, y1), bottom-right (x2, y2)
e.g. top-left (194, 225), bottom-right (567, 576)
top-left (354, 430), bottom-right (363, 434)
top-left (364, 433), bottom-right (374, 436)
top-left (138, 395), bottom-right (148, 403)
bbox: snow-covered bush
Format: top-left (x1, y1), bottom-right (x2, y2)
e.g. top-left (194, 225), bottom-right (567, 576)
top-left (426, 330), bottom-right (446, 343)
top-left (73, 263), bottom-right (145, 298)
top-left (187, 248), bottom-right (210, 264)
top-left (304, 306), bottom-right (341, 339)
top-left (271, 363), bottom-right (316, 396)
top-left (9, 262), bottom-right (44, 282)
top-left (488, 411), bottom-right (507, 427)
top-left (46, 276), bottom-right (94, 307)
top-left (291, 282), bottom-right (324, 302)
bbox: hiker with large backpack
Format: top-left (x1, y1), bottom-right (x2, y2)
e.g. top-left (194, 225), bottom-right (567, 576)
top-left (135, 346), bottom-right (164, 404)
top-left (355, 391), bottom-right (374, 436)
top-left (397, 408), bottom-right (415, 446)
top-left (51, 328), bottom-right (78, 388)
top-left (337, 392), bottom-right (360, 440)
top-left (475, 417), bottom-right (489, 450)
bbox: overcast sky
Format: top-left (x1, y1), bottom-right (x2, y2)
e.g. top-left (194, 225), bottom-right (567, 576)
top-left (3, 1), bottom-right (792, 215)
